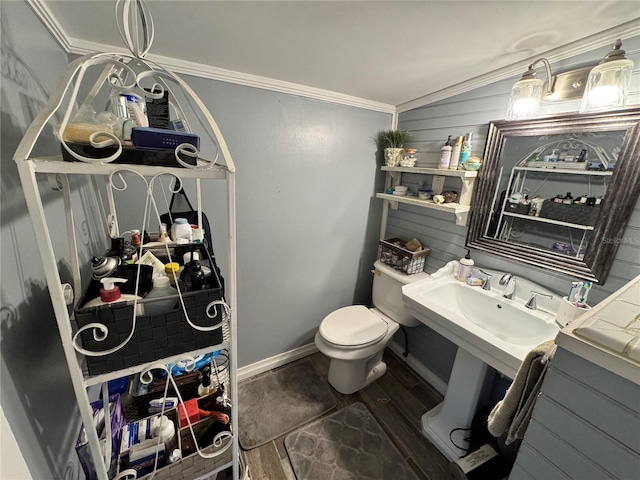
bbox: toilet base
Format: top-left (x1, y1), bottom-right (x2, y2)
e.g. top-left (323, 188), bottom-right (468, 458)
top-left (328, 352), bottom-right (387, 394)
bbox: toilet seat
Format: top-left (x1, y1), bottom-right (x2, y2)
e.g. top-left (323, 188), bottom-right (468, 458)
top-left (319, 305), bottom-right (389, 348)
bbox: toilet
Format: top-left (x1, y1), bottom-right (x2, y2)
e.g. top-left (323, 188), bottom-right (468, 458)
top-left (314, 260), bottom-right (428, 394)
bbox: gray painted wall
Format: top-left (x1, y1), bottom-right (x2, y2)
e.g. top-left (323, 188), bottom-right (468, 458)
top-left (1, 2), bottom-right (87, 479)
top-left (394, 37), bottom-right (640, 384)
top-left (1, 2), bottom-right (390, 477)
top-left (511, 348), bottom-right (640, 479)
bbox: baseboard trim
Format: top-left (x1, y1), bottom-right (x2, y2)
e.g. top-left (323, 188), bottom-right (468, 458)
top-left (237, 343), bottom-right (319, 381)
top-left (388, 341), bottom-right (448, 396)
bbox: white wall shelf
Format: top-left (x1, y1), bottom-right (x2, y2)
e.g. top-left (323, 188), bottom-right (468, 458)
top-left (379, 166), bottom-right (477, 228)
top-left (376, 193), bottom-right (471, 226)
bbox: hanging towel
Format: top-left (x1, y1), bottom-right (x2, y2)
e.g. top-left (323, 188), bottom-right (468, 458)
top-left (487, 340), bottom-right (557, 445)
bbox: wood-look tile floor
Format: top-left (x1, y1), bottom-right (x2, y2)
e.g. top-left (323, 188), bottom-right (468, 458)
top-left (240, 349), bottom-right (451, 480)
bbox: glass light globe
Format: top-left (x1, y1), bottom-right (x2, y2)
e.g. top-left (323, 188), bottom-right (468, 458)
top-left (506, 77), bottom-right (544, 120)
top-left (580, 57), bottom-right (634, 113)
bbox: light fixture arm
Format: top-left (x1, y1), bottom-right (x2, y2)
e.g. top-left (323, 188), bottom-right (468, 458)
top-left (521, 58), bottom-right (555, 96)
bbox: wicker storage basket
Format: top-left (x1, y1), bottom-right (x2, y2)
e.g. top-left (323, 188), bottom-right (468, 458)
top-left (378, 237), bottom-right (431, 275)
top-left (75, 244), bottom-right (226, 376)
top-left (538, 200), bottom-right (602, 226)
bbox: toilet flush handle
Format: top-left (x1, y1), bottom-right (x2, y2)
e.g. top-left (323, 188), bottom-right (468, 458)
top-left (371, 269), bottom-right (381, 276)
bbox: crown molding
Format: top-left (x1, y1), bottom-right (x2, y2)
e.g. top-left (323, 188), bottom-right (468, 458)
top-left (27, 0), bottom-right (73, 52)
top-left (29, 1), bottom-right (394, 115)
top-left (30, 0), bottom-right (638, 117)
top-left (397, 19), bottom-right (640, 114)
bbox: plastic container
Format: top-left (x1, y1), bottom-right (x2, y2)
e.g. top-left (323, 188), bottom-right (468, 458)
top-left (171, 218), bottom-right (192, 242)
top-left (165, 262), bottom-right (180, 287)
top-left (144, 276), bottom-right (178, 316)
top-left (456, 249), bottom-right (474, 281)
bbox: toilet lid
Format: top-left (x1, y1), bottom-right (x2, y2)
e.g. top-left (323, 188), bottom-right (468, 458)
top-left (319, 305), bottom-right (389, 347)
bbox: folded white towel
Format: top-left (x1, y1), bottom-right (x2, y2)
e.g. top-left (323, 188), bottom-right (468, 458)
top-left (487, 340), bottom-right (556, 444)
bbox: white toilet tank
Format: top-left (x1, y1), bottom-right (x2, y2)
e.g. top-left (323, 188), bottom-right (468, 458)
top-left (372, 260), bottom-right (428, 327)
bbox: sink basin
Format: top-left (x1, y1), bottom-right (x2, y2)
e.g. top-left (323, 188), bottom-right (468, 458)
top-left (402, 263), bottom-right (560, 379)
top-left (429, 281), bottom-right (559, 346)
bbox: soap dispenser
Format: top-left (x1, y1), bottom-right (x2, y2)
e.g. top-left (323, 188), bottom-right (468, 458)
top-left (456, 249), bottom-right (474, 281)
top-left (84, 277), bottom-right (143, 308)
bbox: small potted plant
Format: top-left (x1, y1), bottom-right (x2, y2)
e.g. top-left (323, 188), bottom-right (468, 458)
top-left (376, 129), bottom-right (413, 166)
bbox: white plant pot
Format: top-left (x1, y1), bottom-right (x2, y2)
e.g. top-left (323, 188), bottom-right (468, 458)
top-left (384, 148), bottom-right (404, 167)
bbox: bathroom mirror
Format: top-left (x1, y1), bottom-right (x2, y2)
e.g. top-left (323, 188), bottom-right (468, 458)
top-left (467, 107), bottom-right (640, 284)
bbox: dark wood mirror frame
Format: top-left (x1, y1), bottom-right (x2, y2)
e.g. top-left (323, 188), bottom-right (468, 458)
top-left (467, 107), bottom-right (640, 284)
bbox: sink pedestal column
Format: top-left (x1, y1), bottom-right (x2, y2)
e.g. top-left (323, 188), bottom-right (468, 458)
top-left (421, 347), bottom-right (495, 460)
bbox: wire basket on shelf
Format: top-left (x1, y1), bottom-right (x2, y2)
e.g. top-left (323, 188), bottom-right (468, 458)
top-left (378, 237), bottom-right (430, 275)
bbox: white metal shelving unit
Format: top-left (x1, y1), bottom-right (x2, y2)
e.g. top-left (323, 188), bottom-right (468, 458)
top-left (15, 155), bottom-right (239, 480)
top-left (12, 2), bottom-right (241, 479)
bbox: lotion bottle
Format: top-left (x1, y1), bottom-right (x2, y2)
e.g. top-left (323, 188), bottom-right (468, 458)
top-left (438, 135), bottom-right (453, 169)
top-left (84, 277), bottom-right (143, 308)
top-left (449, 136), bottom-right (464, 170)
top-left (456, 249), bottom-right (474, 281)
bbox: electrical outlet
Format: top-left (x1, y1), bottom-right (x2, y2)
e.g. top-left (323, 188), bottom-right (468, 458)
top-left (432, 175), bottom-right (445, 194)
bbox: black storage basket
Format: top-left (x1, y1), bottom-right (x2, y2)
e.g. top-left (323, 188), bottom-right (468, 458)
top-left (75, 245), bottom-right (225, 376)
top-left (538, 200), bottom-right (602, 226)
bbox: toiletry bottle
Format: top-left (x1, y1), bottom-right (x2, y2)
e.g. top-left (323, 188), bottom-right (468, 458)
top-left (131, 229), bottom-right (141, 248)
top-left (456, 249), bottom-right (474, 281)
top-left (458, 133), bottom-right (473, 168)
top-left (144, 276), bottom-right (178, 315)
top-left (105, 237), bottom-right (138, 263)
top-left (180, 260), bottom-right (206, 292)
top-left (562, 192), bottom-right (573, 204)
top-left (165, 263), bottom-right (180, 287)
top-left (83, 277), bottom-right (143, 308)
top-left (449, 136), bottom-right (464, 170)
top-left (198, 366), bottom-right (215, 397)
top-left (438, 135), bottom-right (453, 169)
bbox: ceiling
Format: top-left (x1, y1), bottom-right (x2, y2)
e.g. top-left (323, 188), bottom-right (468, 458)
top-left (41, 1), bottom-right (640, 108)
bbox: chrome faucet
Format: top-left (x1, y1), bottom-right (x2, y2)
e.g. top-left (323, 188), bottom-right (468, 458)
top-left (499, 273), bottom-right (516, 299)
top-left (477, 269), bottom-right (493, 291)
top-left (525, 291), bottom-right (553, 310)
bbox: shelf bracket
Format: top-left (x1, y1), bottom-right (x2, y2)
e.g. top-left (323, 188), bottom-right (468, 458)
top-left (458, 177), bottom-right (476, 206)
top-left (455, 210), bottom-right (469, 226)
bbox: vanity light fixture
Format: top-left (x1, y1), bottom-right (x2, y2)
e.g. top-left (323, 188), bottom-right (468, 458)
top-left (579, 39), bottom-right (634, 113)
top-left (505, 39), bottom-right (634, 120)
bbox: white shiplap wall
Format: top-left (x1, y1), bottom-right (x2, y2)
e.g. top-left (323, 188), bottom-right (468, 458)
top-left (391, 36), bottom-right (640, 384)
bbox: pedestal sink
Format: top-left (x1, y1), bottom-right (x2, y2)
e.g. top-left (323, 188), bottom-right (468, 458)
top-left (402, 261), bottom-right (560, 460)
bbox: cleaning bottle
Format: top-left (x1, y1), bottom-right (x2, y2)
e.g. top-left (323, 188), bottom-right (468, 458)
top-left (197, 365), bottom-right (215, 397)
top-left (438, 135), bottom-right (453, 169)
top-left (456, 249), bottom-right (474, 281)
top-left (458, 132), bottom-right (473, 168)
top-left (84, 278), bottom-right (143, 308)
top-left (143, 276), bottom-right (178, 316)
top-left (449, 136), bottom-right (464, 171)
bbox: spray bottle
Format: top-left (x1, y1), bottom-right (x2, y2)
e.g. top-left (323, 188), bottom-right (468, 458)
top-left (459, 132), bottom-right (473, 169)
